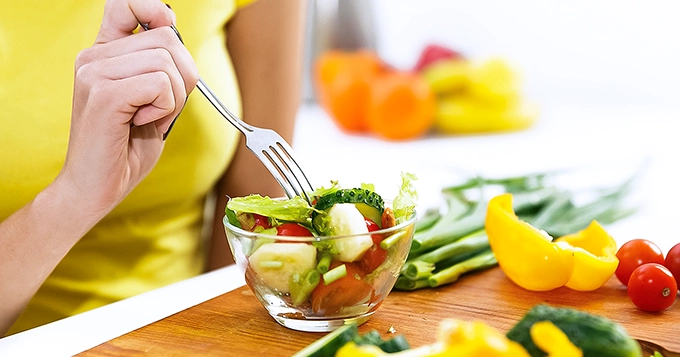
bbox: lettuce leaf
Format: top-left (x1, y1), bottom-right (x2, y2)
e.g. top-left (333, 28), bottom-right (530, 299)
top-left (393, 172), bottom-right (418, 224)
top-left (226, 195), bottom-right (314, 224)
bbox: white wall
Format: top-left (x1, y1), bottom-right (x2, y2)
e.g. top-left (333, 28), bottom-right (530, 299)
top-left (368, 0), bottom-right (680, 113)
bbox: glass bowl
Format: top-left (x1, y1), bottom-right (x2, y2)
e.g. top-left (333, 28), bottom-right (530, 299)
top-left (223, 205), bottom-right (416, 332)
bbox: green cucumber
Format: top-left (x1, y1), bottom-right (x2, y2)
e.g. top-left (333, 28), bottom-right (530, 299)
top-left (506, 304), bottom-right (642, 357)
top-left (354, 203), bottom-right (383, 227)
top-left (291, 324), bottom-right (359, 357)
top-left (313, 188), bottom-right (385, 228)
top-left (353, 330), bottom-right (411, 353)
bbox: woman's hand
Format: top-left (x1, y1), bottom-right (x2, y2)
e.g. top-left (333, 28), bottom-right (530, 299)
top-left (0, 0), bottom-right (198, 335)
top-left (59, 0), bottom-right (198, 217)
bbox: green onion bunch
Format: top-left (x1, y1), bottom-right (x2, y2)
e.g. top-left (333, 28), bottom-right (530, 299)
top-left (395, 169), bottom-right (639, 291)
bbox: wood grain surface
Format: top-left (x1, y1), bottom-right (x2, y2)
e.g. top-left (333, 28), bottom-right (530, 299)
top-left (78, 267), bottom-right (680, 356)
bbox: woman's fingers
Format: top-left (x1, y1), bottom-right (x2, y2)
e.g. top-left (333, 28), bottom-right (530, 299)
top-left (75, 54), bottom-right (178, 136)
top-left (77, 27), bottom-right (198, 101)
top-left (96, 0), bottom-right (174, 44)
top-left (75, 29), bottom-right (197, 135)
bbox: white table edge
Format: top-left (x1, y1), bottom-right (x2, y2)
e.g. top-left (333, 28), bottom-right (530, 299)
top-left (0, 264), bottom-right (246, 357)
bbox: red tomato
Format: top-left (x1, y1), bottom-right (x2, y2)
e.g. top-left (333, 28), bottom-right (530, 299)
top-left (311, 262), bottom-right (374, 315)
top-left (360, 218), bottom-right (387, 272)
top-left (627, 263), bottom-right (677, 312)
top-left (664, 243), bottom-right (680, 284)
top-left (252, 214), bottom-right (271, 230)
top-left (275, 223), bottom-right (313, 237)
top-left (615, 239), bottom-right (665, 286)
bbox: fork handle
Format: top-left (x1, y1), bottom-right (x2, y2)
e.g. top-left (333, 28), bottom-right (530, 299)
top-left (161, 23), bottom-right (255, 135)
top-left (195, 79), bottom-right (254, 135)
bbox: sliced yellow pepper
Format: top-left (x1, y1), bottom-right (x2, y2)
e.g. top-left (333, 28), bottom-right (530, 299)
top-left (335, 343), bottom-right (384, 357)
top-left (530, 321), bottom-right (583, 357)
top-left (485, 193), bottom-right (618, 292)
top-left (434, 319), bottom-right (530, 357)
top-left (554, 221), bottom-right (619, 291)
top-left (485, 193), bottom-right (575, 291)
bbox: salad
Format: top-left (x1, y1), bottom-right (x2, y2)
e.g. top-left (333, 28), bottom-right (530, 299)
top-left (224, 173), bottom-right (417, 316)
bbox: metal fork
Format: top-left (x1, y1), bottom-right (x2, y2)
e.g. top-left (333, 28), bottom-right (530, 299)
top-left (142, 23), bottom-right (315, 203)
top-left (195, 79), bottom-right (315, 204)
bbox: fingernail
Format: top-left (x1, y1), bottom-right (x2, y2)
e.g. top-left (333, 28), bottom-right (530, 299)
top-left (163, 96), bottom-right (188, 141)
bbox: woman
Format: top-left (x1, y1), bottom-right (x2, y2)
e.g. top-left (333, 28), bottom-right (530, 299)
top-left (0, 0), bottom-right (305, 335)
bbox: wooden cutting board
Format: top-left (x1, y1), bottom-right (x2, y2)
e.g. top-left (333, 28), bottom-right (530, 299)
top-left (78, 267), bottom-right (679, 356)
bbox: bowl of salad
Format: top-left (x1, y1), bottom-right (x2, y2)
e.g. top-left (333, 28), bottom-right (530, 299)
top-left (223, 174), bottom-right (418, 332)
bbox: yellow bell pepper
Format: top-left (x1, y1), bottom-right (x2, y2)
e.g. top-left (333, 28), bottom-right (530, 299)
top-left (485, 193), bottom-right (619, 292)
top-left (335, 343), bottom-right (385, 357)
top-left (421, 59), bottom-right (471, 95)
top-left (434, 95), bottom-right (538, 134)
top-left (530, 321), bottom-right (583, 357)
top-left (554, 221), bottom-right (619, 291)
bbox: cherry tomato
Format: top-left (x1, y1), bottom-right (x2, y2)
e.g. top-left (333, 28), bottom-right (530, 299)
top-left (241, 213), bottom-right (271, 231)
top-left (627, 263), bottom-right (677, 312)
top-left (360, 218), bottom-right (387, 272)
top-left (275, 223), bottom-right (313, 237)
top-left (252, 214), bottom-right (271, 230)
top-left (664, 243), bottom-right (680, 284)
top-left (311, 262), bottom-right (373, 314)
top-left (615, 239), bottom-right (665, 286)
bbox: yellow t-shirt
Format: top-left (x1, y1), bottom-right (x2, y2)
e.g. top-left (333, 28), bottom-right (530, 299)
top-left (1, 0), bottom-right (252, 334)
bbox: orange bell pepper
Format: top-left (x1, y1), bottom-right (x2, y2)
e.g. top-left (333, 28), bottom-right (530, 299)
top-left (366, 71), bottom-right (436, 141)
top-left (314, 50), bottom-right (384, 133)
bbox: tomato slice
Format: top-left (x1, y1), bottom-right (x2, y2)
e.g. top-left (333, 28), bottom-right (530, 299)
top-left (360, 218), bottom-right (387, 272)
top-left (311, 262), bottom-right (373, 314)
top-left (276, 223), bottom-right (313, 237)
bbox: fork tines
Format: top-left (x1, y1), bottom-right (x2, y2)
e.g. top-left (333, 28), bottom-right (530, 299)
top-left (250, 131), bottom-right (314, 205)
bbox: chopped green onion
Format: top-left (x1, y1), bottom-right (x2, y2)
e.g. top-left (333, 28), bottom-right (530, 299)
top-left (323, 264), bottom-right (347, 285)
top-left (316, 253), bottom-right (333, 274)
top-left (289, 269), bottom-right (321, 306)
top-left (259, 260), bottom-right (283, 269)
top-left (380, 231), bottom-right (406, 250)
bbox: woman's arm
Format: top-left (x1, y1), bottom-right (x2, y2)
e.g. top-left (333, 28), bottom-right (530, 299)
top-left (0, 0), bottom-right (197, 335)
top-left (207, 0), bottom-right (306, 269)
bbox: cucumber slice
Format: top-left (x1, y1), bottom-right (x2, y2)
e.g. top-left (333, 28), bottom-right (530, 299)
top-left (314, 188), bottom-right (385, 212)
top-left (248, 243), bottom-right (317, 293)
top-left (354, 203), bottom-right (382, 227)
top-left (291, 324), bottom-right (359, 357)
top-left (314, 188), bottom-right (385, 228)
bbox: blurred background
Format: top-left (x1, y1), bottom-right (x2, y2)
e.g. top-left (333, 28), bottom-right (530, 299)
top-left (303, 0), bottom-right (680, 113)
top-left (294, 0), bottom-right (680, 252)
